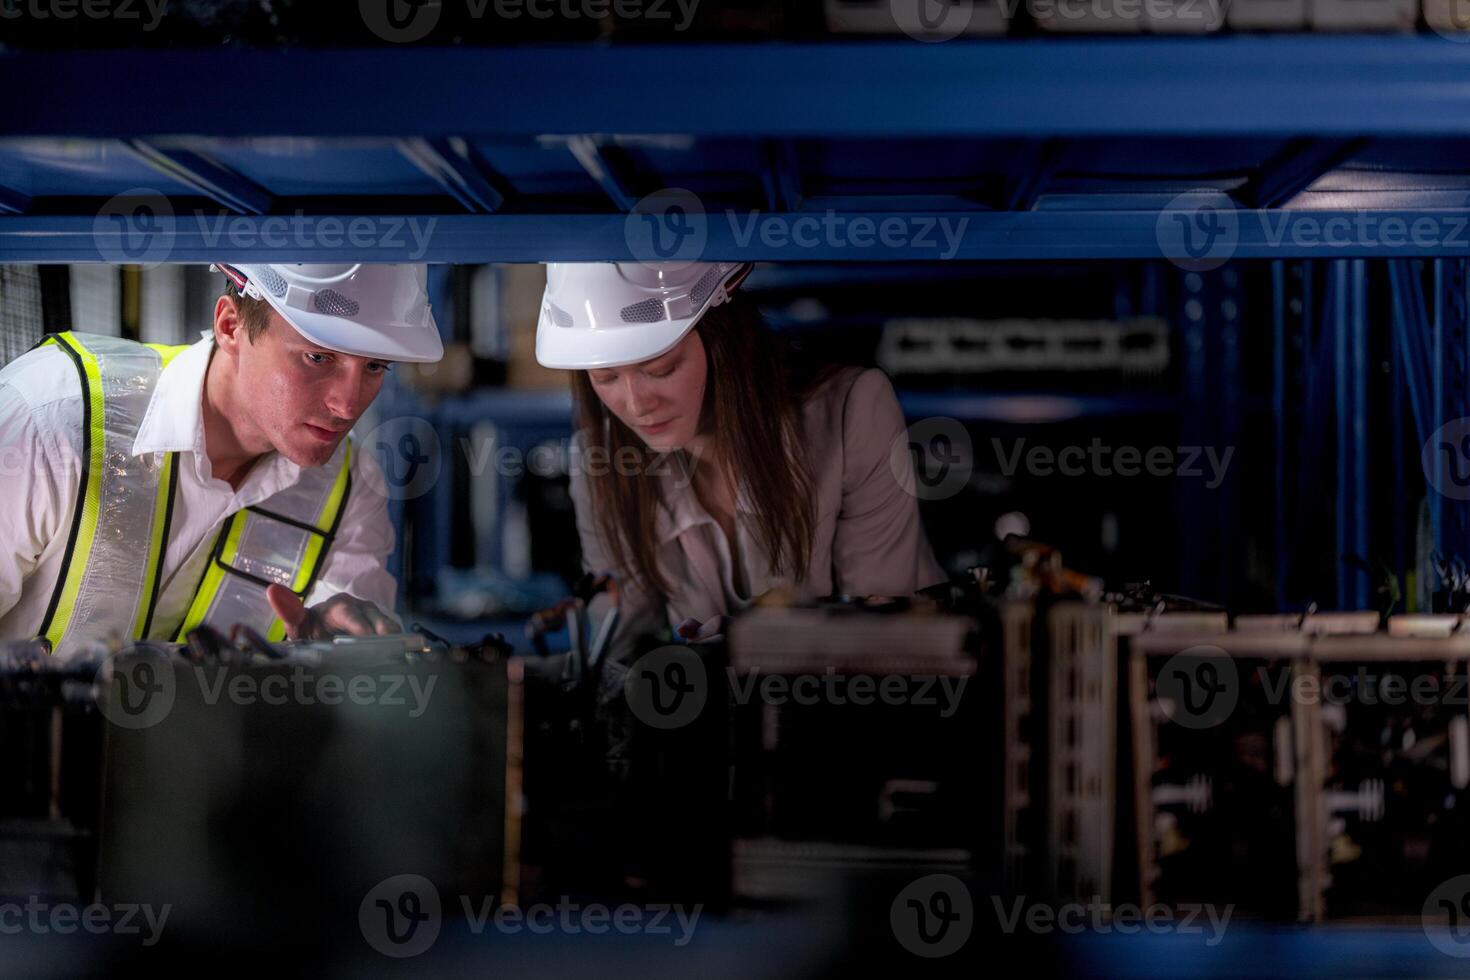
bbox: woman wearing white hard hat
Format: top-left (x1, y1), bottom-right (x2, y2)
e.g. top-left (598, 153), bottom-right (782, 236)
top-left (537, 261), bottom-right (945, 655)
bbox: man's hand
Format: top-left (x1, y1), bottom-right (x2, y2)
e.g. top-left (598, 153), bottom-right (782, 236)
top-left (266, 584), bottom-right (400, 640)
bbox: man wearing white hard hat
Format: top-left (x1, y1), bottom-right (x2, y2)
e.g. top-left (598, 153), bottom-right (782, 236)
top-left (538, 260), bottom-right (944, 660)
top-left (0, 263), bottom-right (443, 657)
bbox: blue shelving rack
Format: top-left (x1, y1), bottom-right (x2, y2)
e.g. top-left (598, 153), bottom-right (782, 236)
top-left (7, 35), bottom-right (1470, 610)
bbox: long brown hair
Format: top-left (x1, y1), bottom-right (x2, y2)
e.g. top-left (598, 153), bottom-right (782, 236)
top-left (571, 294), bottom-right (816, 598)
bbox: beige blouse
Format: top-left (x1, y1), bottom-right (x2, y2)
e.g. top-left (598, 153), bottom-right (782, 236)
top-left (569, 365), bottom-right (947, 657)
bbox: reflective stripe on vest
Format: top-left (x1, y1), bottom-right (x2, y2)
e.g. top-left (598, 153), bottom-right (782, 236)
top-left (171, 442), bottom-right (353, 643)
top-left (36, 333), bottom-right (187, 655)
top-left (33, 332), bottom-right (353, 656)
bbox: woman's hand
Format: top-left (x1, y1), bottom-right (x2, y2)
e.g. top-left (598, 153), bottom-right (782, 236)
top-left (675, 616), bottom-right (728, 643)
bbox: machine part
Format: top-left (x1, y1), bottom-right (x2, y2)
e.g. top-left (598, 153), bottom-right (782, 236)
top-left (876, 317), bottom-right (1171, 376)
top-left (1324, 780), bottom-right (1385, 823)
top-left (1153, 775), bottom-right (1213, 815)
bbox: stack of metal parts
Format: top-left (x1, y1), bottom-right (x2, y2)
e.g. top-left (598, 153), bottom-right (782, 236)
top-left (0, 640), bottom-right (103, 903)
top-left (725, 600), bottom-right (984, 902)
top-left (1006, 604), bottom-right (1470, 922)
top-left (0, 630), bottom-right (517, 967)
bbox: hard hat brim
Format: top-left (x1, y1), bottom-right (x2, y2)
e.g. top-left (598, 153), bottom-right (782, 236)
top-left (534, 306), bottom-right (696, 370)
top-left (261, 294), bottom-right (444, 363)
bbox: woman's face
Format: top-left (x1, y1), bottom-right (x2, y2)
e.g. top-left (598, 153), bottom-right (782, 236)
top-left (587, 329), bottom-right (708, 453)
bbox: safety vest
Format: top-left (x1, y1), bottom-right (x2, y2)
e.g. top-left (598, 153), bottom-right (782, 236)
top-left (31, 332), bottom-right (354, 657)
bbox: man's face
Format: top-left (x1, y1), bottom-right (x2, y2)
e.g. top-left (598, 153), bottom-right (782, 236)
top-left (235, 310), bottom-right (391, 468)
top-left (586, 329), bottom-right (708, 454)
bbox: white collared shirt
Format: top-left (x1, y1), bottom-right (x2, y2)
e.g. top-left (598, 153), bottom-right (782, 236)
top-left (0, 334), bottom-right (397, 642)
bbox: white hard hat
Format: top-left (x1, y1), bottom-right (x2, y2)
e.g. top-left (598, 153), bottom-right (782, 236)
top-left (215, 263), bottom-right (443, 363)
top-left (535, 261), bottom-right (752, 370)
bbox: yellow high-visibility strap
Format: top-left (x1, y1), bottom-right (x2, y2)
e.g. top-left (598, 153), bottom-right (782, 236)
top-left (173, 512), bottom-right (245, 640)
top-left (265, 442), bottom-right (355, 642)
top-left (35, 335), bottom-right (193, 650)
top-left (39, 333), bottom-right (106, 651)
top-left (144, 342), bottom-right (190, 369)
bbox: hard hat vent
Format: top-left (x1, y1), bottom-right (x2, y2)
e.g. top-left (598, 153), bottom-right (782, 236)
top-left (255, 267), bottom-right (289, 298)
top-left (314, 289), bottom-right (361, 318)
top-left (548, 302), bottom-right (574, 328)
top-left (620, 298), bottom-right (665, 323)
top-left (689, 266), bottom-right (724, 307)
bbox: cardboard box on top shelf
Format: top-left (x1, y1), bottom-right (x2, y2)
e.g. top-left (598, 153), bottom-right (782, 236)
top-left (505, 263), bottom-right (565, 391)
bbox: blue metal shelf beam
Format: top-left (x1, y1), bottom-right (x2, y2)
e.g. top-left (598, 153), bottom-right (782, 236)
top-left (1248, 138), bottom-right (1368, 210)
top-left (0, 186), bottom-right (29, 215)
top-left (121, 141), bottom-right (274, 216)
top-left (564, 136), bottom-right (636, 212)
top-left (396, 138), bottom-right (507, 214)
top-left (14, 209), bottom-right (1470, 262)
top-left (5, 39), bottom-right (1470, 139)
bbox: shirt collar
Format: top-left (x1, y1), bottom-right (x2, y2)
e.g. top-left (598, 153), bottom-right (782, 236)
top-left (652, 452), bottom-right (756, 545)
top-left (132, 332), bottom-right (214, 457)
top-left (129, 332), bottom-right (301, 496)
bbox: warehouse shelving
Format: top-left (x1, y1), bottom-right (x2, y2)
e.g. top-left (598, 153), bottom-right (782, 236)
top-left (4, 35), bottom-right (1470, 613)
top-left (1, 38), bottom-right (1470, 261)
